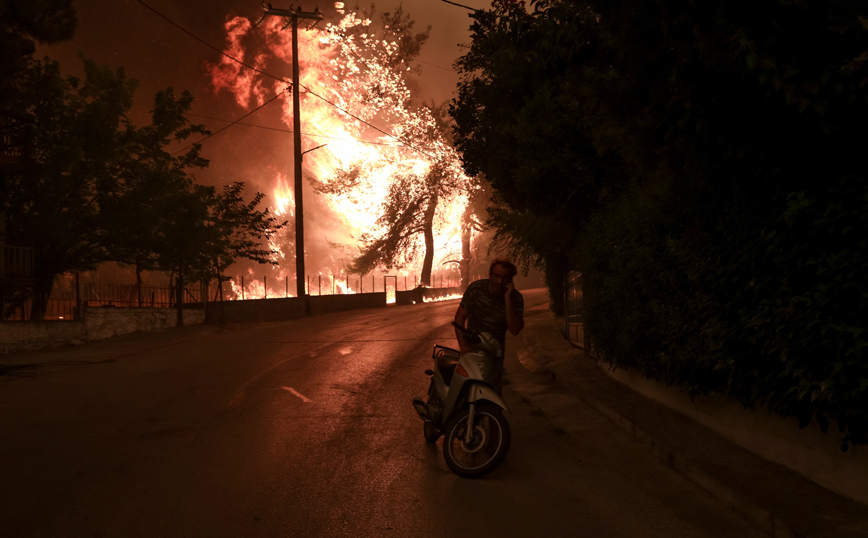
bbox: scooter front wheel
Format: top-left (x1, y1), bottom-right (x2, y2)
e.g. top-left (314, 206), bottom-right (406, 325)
top-left (443, 404), bottom-right (511, 478)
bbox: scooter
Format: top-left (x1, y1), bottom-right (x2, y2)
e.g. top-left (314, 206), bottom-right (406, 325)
top-left (412, 321), bottom-right (511, 478)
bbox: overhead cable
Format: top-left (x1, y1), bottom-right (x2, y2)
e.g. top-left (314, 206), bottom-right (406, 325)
top-left (172, 87), bottom-right (289, 156)
top-left (135, 102), bottom-right (403, 147)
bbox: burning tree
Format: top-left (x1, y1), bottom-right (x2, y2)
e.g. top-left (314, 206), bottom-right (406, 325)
top-left (208, 4), bottom-right (482, 289)
top-left (315, 7), bottom-right (480, 287)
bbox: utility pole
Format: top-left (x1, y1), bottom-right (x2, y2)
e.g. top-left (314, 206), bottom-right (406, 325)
top-left (261, 3), bottom-right (322, 305)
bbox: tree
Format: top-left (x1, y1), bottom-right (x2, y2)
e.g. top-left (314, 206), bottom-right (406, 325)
top-left (0, 0), bottom-right (76, 44)
top-left (1, 0), bottom-right (77, 105)
top-left (324, 157), bottom-right (461, 286)
top-left (204, 3), bottom-right (482, 288)
top-left (144, 180), bottom-right (285, 324)
top-left (202, 181), bottom-right (287, 295)
top-left (314, 8), bottom-right (475, 286)
top-left (3, 57), bottom-right (143, 319)
top-left (451, 0), bottom-right (627, 304)
top-left (314, 107), bottom-right (471, 286)
top-left (101, 87), bottom-right (210, 301)
top-left (2, 54), bottom-right (286, 320)
top-left (451, 0), bottom-right (868, 447)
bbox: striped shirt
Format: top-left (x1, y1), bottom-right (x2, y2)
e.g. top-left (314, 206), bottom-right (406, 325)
top-left (460, 279), bottom-right (524, 346)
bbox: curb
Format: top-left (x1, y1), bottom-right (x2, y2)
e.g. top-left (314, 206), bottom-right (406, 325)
top-left (521, 331), bottom-right (804, 538)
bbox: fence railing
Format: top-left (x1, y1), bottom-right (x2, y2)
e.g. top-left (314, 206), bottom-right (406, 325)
top-left (1, 245), bottom-right (34, 278)
top-left (565, 270), bottom-right (584, 348)
top-left (1, 271), bottom-right (466, 322)
top-left (228, 272), bottom-right (463, 300)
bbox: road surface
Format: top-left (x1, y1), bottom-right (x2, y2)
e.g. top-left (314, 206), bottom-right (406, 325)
top-left (0, 289), bottom-right (765, 537)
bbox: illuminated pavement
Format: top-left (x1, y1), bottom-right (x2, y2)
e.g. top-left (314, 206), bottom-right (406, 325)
top-left (0, 290), bottom-right (765, 537)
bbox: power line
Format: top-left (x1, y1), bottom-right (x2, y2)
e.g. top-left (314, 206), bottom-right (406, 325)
top-left (134, 101), bottom-right (405, 147)
top-left (134, 0), bottom-right (433, 157)
top-left (418, 59), bottom-right (454, 71)
top-left (172, 87), bottom-right (289, 156)
top-left (440, 0), bottom-right (477, 11)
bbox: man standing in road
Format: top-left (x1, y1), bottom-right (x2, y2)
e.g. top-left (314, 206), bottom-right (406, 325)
top-left (453, 259), bottom-right (525, 392)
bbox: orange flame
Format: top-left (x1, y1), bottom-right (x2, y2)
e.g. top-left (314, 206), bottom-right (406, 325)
top-left (208, 8), bottom-right (476, 289)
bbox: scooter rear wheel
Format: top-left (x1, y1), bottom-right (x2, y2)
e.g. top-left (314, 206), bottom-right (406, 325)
top-left (443, 404), bottom-right (510, 478)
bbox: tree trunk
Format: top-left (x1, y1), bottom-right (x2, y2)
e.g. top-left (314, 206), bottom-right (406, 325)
top-left (460, 204), bottom-right (472, 290)
top-left (420, 191), bottom-right (438, 287)
top-left (176, 263), bottom-right (184, 327)
top-left (135, 264), bottom-right (143, 307)
top-left (29, 271), bottom-right (55, 321)
top-left (219, 275), bottom-right (225, 324)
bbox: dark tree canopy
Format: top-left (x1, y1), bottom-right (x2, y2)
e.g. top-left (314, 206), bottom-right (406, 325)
top-left (451, 0), bottom-right (868, 447)
top-left (1, 56), bottom-right (284, 319)
top-left (1, 0), bottom-right (77, 44)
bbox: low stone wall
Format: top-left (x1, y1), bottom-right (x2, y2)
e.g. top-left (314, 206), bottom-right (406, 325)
top-left (0, 306), bottom-right (206, 354)
top-left (309, 293), bottom-right (386, 315)
top-left (84, 306), bottom-right (205, 342)
top-left (206, 297), bottom-right (307, 324)
top-left (0, 320), bottom-right (86, 354)
top-left (2, 290), bottom-right (441, 354)
top-left (205, 292), bottom-right (387, 323)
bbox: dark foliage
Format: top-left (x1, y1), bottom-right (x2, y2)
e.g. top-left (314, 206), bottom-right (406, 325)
top-left (451, 0), bottom-right (868, 447)
top-left (1, 56), bottom-right (284, 319)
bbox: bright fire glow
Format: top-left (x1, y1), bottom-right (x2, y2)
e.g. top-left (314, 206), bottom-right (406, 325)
top-left (206, 6), bottom-right (476, 293)
top-left (422, 293), bottom-right (463, 303)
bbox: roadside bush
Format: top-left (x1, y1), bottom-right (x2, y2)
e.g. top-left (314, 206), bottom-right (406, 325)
top-left (583, 173), bottom-right (868, 449)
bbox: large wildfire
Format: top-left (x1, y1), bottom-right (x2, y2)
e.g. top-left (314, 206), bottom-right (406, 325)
top-left (205, 3), bottom-right (477, 300)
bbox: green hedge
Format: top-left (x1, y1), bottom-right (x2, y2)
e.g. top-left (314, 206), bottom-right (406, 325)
top-left (583, 173), bottom-right (868, 449)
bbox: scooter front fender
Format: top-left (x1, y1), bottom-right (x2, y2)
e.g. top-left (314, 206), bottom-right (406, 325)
top-left (466, 383), bottom-right (508, 412)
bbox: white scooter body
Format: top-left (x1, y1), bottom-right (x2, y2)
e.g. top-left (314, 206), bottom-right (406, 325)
top-left (434, 336), bottom-right (508, 422)
top-left (412, 323), bottom-right (512, 478)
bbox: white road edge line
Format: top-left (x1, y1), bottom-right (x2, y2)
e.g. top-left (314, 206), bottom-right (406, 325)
top-left (282, 386), bottom-right (312, 403)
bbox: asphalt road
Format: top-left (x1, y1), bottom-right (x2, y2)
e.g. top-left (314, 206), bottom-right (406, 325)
top-left (0, 289), bottom-right (765, 537)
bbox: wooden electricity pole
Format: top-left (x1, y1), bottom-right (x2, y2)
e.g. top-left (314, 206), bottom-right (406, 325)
top-left (262, 4), bottom-right (322, 306)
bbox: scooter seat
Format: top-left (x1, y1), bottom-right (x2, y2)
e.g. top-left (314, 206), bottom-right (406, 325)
top-left (434, 345), bottom-right (461, 386)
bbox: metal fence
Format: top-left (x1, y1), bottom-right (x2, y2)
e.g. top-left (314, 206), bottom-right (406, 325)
top-left (0, 282), bottom-right (207, 322)
top-left (1, 246), bottom-right (34, 278)
top-left (224, 272), bottom-right (463, 300)
top-left (564, 270), bottom-right (584, 348)
top-left (2, 271), bottom-right (465, 322)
